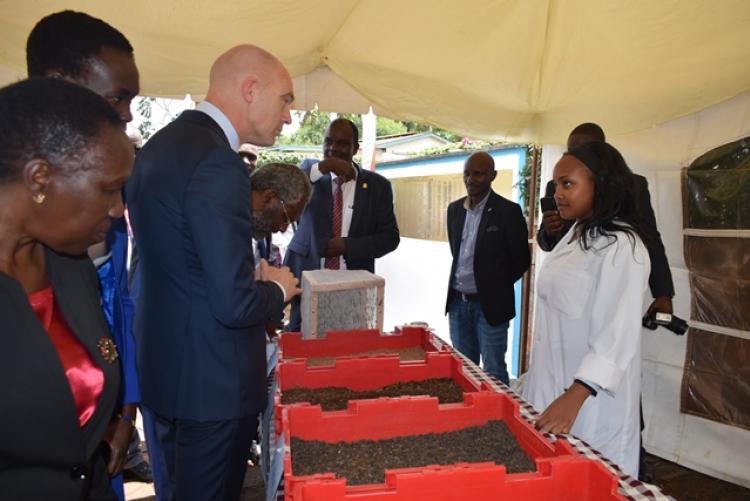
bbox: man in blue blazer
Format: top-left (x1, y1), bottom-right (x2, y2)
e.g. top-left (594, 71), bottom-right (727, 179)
top-left (284, 118), bottom-right (400, 331)
top-left (126, 45), bottom-right (302, 501)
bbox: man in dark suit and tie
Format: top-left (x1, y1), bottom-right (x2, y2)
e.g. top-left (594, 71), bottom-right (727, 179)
top-left (537, 122), bottom-right (675, 316)
top-left (125, 45), bottom-right (302, 500)
top-left (446, 152), bottom-right (531, 385)
top-left (284, 118), bottom-right (400, 331)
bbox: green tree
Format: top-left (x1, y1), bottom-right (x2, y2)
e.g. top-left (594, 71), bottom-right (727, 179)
top-left (375, 117), bottom-right (407, 136)
top-left (330, 114), bottom-right (407, 137)
top-left (402, 120), bottom-right (462, 142)
top-left (257, 151), bottom-right (314, 167)
top-left (514, 145), bottom-right (539, 217)
top-left (136, 97), bottom-right (156, 140)
top-left (279, 109), bottom-right (330, 145)
top-left (279, 110), bottom-right (461, 145)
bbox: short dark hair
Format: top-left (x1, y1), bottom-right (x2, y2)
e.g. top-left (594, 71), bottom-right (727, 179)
top-left (564, 141), bottom-right (647, 251)
top-left (0, 78), bottom-right (123, 185)
top-left (569, 122), bottom-right (606, 142)
top-left (330, 118), bottom-right (359, 145)
top-left (250, 162), bottom-right (312, 205)
top-left (26, 10), bottom-right (133, 79)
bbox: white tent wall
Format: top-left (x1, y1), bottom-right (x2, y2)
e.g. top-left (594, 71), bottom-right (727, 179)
top-left (537, 90), bottom-right (750, 488)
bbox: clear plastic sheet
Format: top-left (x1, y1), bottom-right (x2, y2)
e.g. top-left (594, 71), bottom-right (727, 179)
top-left (689, 272), bottom-right (750, 332)
top-left (684, 137), bottom-right (750, 229)
top-left (681, 329), bottom-right (750, 430)
top-left (684, 236), bottom-right (750, 280)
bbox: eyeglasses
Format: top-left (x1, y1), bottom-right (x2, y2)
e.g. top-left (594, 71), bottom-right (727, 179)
top-left (279, 198), bottom-right (292, 227)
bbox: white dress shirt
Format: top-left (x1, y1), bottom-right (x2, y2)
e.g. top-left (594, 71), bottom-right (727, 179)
top-left (310, 162), bottom-right (358, 269)
top-left (195, 101), bottom-right (240, 151)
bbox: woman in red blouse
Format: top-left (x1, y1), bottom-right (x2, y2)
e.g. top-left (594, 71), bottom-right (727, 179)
top-left (0, 78), bottom-right (133, 500)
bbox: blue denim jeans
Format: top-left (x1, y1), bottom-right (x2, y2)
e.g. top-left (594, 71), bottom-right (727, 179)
top-left (448, 297), bottom-right (510, 384)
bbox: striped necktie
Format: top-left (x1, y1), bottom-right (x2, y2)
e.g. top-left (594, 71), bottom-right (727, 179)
top-left (324, 177), bottom-right (344, 269)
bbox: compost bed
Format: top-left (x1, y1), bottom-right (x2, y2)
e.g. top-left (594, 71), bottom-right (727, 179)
top-left (290, 419), bottom-right (535, 485)
top-left (281, 378), bottom-right (464, 411)
top-left (304, 346), bottom-right (426, 366)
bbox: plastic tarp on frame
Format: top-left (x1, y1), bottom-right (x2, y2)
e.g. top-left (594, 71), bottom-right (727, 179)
top-left (681, 138), bottom-right (750, 431)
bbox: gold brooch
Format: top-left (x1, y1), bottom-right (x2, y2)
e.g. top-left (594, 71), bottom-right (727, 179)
top-left (97, 338), bottom-right (119, 363)
top-left (362, 182), bottom-right (368, 189)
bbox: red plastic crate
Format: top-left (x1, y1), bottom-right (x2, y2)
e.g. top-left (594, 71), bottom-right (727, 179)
top-left (290, 457), bottom-right (624, 500)
top-left (282, 392), bottom-right (626, 500)
top-left (276, 352), bottom-right (482, 435)
top-left (279, 326), bottom-right (444, 363)
top-left (278, 351), bottom-right (479, 393)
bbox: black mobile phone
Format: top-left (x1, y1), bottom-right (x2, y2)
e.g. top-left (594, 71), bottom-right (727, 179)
top-left (540, 196), bottom-right (557, 212)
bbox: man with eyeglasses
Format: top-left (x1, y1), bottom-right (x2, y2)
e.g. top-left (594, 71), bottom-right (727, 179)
top-left (250, 163), bottom-right (309, 268)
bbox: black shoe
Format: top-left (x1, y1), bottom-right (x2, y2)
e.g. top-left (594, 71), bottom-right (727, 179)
top-left (638, 458), bottom-right (654, 483)
top-left (123, 461), bottom-right (153, 483)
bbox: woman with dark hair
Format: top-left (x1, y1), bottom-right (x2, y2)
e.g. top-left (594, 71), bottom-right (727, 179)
top-left (522, 141), bottom-right (650, 477)
top-left (0, 78), bottom-right (132, 500)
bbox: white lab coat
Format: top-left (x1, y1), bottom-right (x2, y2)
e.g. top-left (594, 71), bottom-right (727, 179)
top-left (523, 224), bottom-right (650, 477)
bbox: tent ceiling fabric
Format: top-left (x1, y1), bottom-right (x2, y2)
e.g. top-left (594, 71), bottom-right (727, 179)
top-left (1, 0), bottom-right (749, 142)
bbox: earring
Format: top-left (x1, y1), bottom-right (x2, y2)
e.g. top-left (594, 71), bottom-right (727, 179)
top-left (33, 193), bottom-right (46, 204)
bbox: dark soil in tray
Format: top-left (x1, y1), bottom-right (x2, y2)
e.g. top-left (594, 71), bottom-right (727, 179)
top-left (281, 378), bottom-right (465, 411)
top-left (291, 420), bottom-right (535, 485)
top-left (304, 346), bottom-right (426, 366)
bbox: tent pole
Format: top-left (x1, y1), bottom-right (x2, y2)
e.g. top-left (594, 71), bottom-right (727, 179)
top-left (518, 144), bottom-right (540, 376)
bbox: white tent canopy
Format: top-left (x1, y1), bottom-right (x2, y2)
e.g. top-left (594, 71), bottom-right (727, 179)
top-left (1, 0), bottom-right (749, 143)
top-left (1, 0), bottom-right (749, 489)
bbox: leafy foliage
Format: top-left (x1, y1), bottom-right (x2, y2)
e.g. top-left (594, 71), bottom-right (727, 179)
top-left (515, 146), bottom-right (539, 216)
top-left (277, 110), bottom-right (331, 145)
top-left (257, 151), bottom-right (318, 168)
top-left (136, 97), bottom-right (156, 140)
top-left (282, 110), bottom-right (461, 145)
top-left (375, 117), bottom-right (408, 136)
top-left (418, 138), bottom-right (503, 156)
top-left (401, 121), bottom-right (462, 142)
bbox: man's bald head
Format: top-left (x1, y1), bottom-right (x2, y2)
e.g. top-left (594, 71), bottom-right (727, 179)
top-left (467, 151), bottom-right (495, 171)
top-left (208, 45), bottom-right (277, 90)
top-left (205, 44), bottom-right (293, 146)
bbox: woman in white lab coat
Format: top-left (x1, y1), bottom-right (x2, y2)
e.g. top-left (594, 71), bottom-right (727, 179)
top-left (522, 141), bottom-right (650, 477)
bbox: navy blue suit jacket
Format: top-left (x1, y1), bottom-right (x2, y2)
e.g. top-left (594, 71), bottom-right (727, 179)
top-left (125, 110), bottom-right (284, 421)
top-left (284, 159), bottom-right (400, 276)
